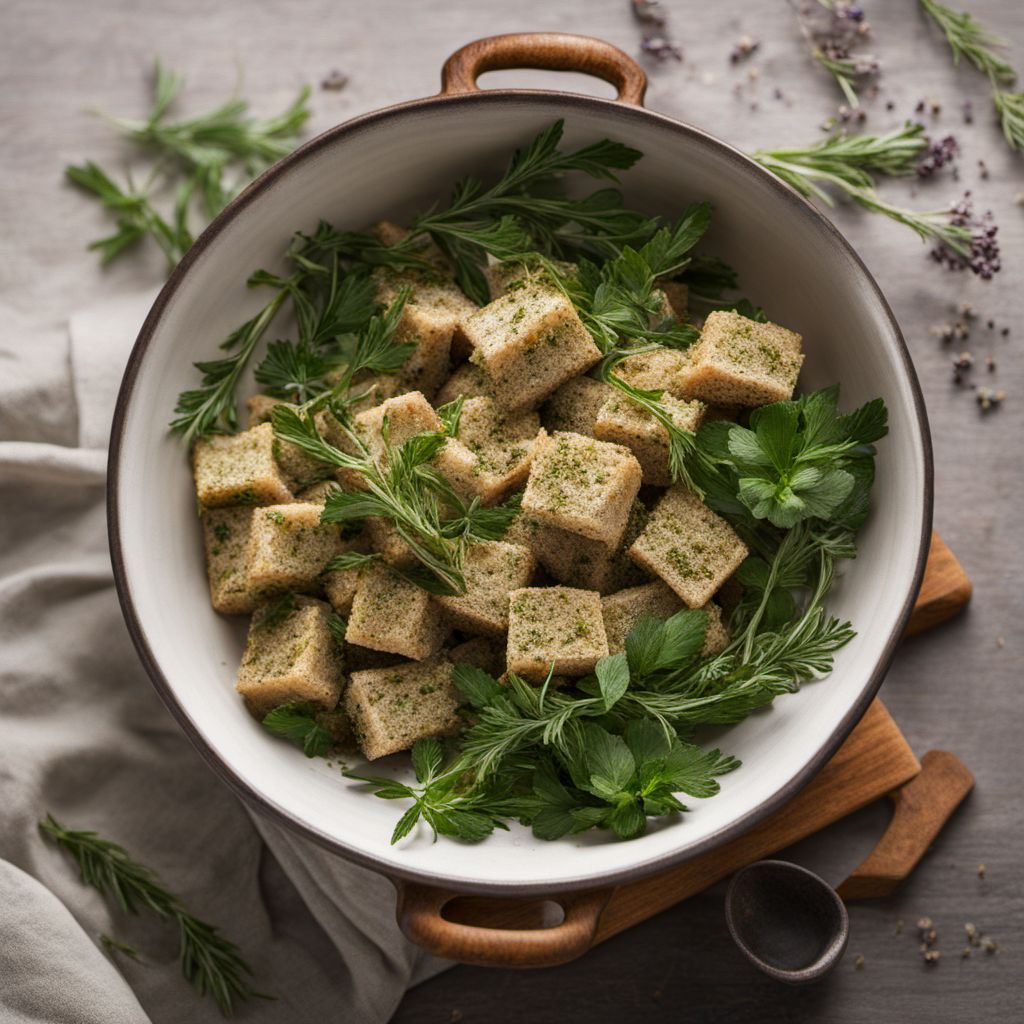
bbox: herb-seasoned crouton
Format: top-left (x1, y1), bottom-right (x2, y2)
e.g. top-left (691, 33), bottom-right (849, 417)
top-left (202, 507), bottom-right (260, 613)
top-left (506, 586), bottom-right (609, 682)
top-left (345, 390), bottom-right (442, 491)
top-left (340, 371), bottom-right (408, 415)
top-left (236, 596), bottom-right (343, 717)
top-left (245, 396), bottom-right (336, 491)
top-left (435, 541), bottom-right (535, 636)
top-left (541, 376), bottom-right (615, 438)
top-left (601, 582), bottom-right (729, 656)
top-left (448, 636), bottom-right (505, 676)
top-left (531, 498), bottom-right (649, 594)
top-left (593, 393), bottom-right (705, 486)
top-left (364, 516), bottom-right (416, 567)
top-left (628, 486), bottom-right (748, 607)
top-left (344, 644), bottom-right (406, 672)
top-left (435, 397), bottom-right (545, 505)
top-left (483, 258), bottom-right (578, 301)
top-left (345, 564), bottom-right (446, 660)
top-left (435, 361), bottom-right (492, 406)
top-left (614, 348), bottom-right (693, 399)
top-left (501, 510), bottom-right (542, 552)
top-left (322, 530), bottom-right (373, 616)
top-left (296, 479), bottom-right (342, 504)
top-left (246, 503), bottom-right (344, 594)
top-left (522, 431), bottom-right (642, 547)
top-left (679, 310), bottom-right (804, 407)
top-left (461, 286), bottom-right (602, 411)
top-left (373, 265), bottom-right (477, 398)
top-left (345, 657), bottom-right (462, 760)
top-left (192, 423), bottom-right (293, 508)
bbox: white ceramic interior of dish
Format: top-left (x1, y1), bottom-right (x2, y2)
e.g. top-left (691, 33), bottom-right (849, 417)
top-left (112, 93), bottom-right (930, 895)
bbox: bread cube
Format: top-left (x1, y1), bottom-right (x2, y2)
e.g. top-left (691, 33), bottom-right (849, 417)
top-left (679, 310), bottom-right (804, 407)
top-left (435, 361), bottom-right (492, 406)
top-left (602, 582), bottom-right (729, 656)
top-left (613, 348), bottom-right (693, 399)
top-left (435, 397), bottom-right (545, 505)
top-left (340, 371), bottom-right (408, 415)
top-left (322, 530), bottom-right (373, 616)
top-left (373, 265), bottom-right (477, 398)
top-left (315, 708), bottom-right (356, 752)
top-left (236, 596), bottom-right (343, 717)
top-left (628, 486), bottom-right (748, 607)
top-left (246, 503), bottom-right (344, 594)
top-left (507, 586), bottom-right (609, 682)
top-left (448, 636), bottom-right (505, 676)
top-left (501, 510), bottom-right (542, 552)
top-left (593, 393), bottom-right (705, 486)
top-left (244, 395), bottom-right (337, 491)
top-left (435, 541), bottom-right (535, 637)
top-left (365, 516), bottom-right (416, 567)
top-left (296, 479), bottom-right (342, 504)
top-left (461, 286), bottom-right (601, 411)
top-left (522, 431), bottom-right (642, 547)
top-left (541, 376), bottom-right (615, 438)
top-left (202, 507), bottom-right (260, 614)
top-left (483, 258), bottom-right (578, 301)
top-left (345, 657), bottom-right (461, 760)
top-left (246, 393), bottom-right (282, 427)
top-left (345, 564), bottom-right (446, 660)
top-left (192, 423), bottom-right (293, 508)
top-left (531, 498), bottom-right (649, 594)
top-left (344, 644), bottom-right (406, 673)
top-left (658, 280), bottom-right (689, 318)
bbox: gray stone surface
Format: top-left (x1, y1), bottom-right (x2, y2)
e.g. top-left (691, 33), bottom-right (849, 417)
top-left (3, 0), bottom-right (1021, 1020)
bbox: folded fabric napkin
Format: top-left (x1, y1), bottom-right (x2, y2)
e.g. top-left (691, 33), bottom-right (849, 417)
top-left (0, 293), bottom-right (448, 1024)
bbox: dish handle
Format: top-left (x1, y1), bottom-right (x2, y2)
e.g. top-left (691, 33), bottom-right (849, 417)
top-left (393, 879), bottom-right (613, 968)
top-left (440, 33), bottom-right (648, 107)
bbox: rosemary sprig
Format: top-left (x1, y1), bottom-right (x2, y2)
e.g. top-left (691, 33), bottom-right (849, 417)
top-left (40, 815), bottom-right (269, 1016)
top-left (754, 126), bottom-right (973, 258)
top-left (919, 0), bottom-right (1022, 154)
top-left (69, 61), bottom-right (310, 269)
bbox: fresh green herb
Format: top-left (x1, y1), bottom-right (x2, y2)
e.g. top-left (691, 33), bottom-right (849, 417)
top-left (436, 396), bottom-right (465, 436)
top-left (327, 611), bottom-right (348, 646)
top-left (40, 815), bottom-right (269, 1016)
top-left (100, 934), bottom-right (142, 961)
top-left (261, 703), bottom-right (334, 757)
top-left (323, 551), bottom-right (380, 574)
top-left (271, 405), bottom-right (517, 595)
top-left (695, 385), bottom-right (887, 529)
top-left (919, 0), bottom-right (1022, 153)
top-left (754, 125), bottom-right (974, 258)
top-left (69, 61), bottom-right (310, 269)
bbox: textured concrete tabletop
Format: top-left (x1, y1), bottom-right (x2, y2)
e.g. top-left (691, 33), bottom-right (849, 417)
top-left (4, 0), bottom-right (1021, 1020)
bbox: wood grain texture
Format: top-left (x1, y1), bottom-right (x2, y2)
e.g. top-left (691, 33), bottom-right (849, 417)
top-left (440, 32), bottom-right (647, 104)
top-left (904, 533), bottom-right (972, 638)
top-left (836, 751), bottom-right (975, 901)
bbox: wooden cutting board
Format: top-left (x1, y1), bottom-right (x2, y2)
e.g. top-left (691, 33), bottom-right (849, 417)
top-left (393, 532), bottom-right (974, 967)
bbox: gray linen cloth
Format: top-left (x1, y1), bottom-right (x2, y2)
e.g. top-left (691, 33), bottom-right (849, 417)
top-left (0, 293), bottom-right (447, 1023)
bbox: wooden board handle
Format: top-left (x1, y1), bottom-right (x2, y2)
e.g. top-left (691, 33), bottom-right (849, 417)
top-left (836, 751), bottom-right (974, 901)
top-left (904, 533), bottom-right (972, 637)
top-left (394, 881), bottom-right (612, 968)
top-left (440, 33), bottom-right (648, 106)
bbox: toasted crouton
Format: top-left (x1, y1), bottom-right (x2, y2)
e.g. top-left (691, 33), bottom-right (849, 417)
top-left (461, 286), bottom-right (602, 411)
top-left (322, 530), bottom-right (373, 616)
top-left (435, 541), bottom-right (536, 636)
top-left (201, 507), bottom-right (260, 614)
top-left (614, 348), bottom-right (693, 399)
top-left (345, 564), bottom-right (446, 660)
top-left (246, 503), bottom-right (344, 594)
top-left (522, 431), bottom-right (642, 547)
top-left (628, 486), bottom-right (748, 607)
top-left (345, 657), bottom-right (462, 760)
top-left (601, 582), bottom-right (729, 656)
top-left (679, 310), bottom-right (803, 407)
top-left (435, 397), bottom-right (546, 505)
top-left (192, 423), bottom-right (293, 508)
top-left (245, 396), bottom-right (337, 491)
top-left (448, 636), bottom-right (505, 676)
top-left (593, 393), bottom-right (705, 486)
top-left (531, 498), bottom-right (649, 594)
top-left (506, 586), bottom-right (609, 682)
top-left (373, 264), bottom-right (477, 398)
top-left (435, 361), bottom-right (492, 406)
top-left (483, 258), bottom-right (579, 301)
top-left (236, 596), bottom-right (343, 717)
top-left (541, 376), bottom-right (615, 438)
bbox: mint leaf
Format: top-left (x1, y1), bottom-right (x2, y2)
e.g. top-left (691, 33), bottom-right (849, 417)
top-left (595, 652), bottom-right (630, 710)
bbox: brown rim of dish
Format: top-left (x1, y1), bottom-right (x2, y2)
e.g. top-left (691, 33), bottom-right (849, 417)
top-left (107, 89), bottom-right (934, 897)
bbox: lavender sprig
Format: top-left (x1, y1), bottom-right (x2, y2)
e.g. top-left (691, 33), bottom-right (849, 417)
top-left (790, 1), bottom-right (880, 108)
top-left (753, 126), bottom-right (1000, 275)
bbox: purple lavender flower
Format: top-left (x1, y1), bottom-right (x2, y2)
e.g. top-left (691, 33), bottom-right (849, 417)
top-left (631, 0), bottom-right (666, 26)
top-left (641, 35), bottom-right (682, 62)
top-left (916, 135), bottom-right (959, 178)
top-left (931, 193), bottom-right (1002, 280)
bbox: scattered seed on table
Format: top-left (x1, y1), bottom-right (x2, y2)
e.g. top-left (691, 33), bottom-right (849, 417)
top-left (853, 953), bottom-right (865, 970)
top-left (923, 949), bottom-right (942, 964)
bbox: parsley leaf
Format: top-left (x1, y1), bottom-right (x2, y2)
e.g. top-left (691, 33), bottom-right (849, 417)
top-left (261, 703), bottom-right (334, 758)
